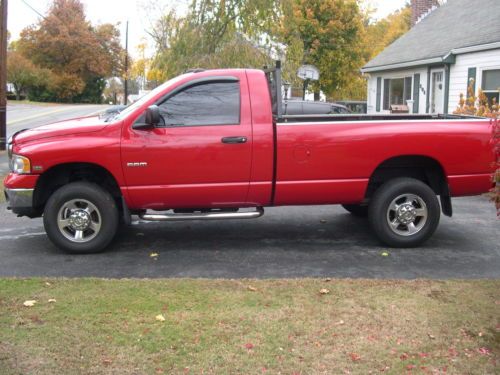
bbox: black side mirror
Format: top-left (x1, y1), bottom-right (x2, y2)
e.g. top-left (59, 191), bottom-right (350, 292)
top-left (145, 105), bottom-right (161, 126)
top-left (133, 105), bottom-right (161, 130)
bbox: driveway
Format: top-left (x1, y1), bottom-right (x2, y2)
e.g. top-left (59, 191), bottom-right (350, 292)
top-left (0, 196), bottom-right (498, 279)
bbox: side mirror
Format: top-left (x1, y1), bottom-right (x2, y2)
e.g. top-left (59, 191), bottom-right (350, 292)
top-left (132, 105), bottom-right (161, 130)
top-left (145, 105), bottom-right (161, 126)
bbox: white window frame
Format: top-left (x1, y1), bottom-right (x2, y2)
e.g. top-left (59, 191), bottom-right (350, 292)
top-left (382, 75), bottom-right (413, 112)
top-left (478, 66), bottom-right (500, 105)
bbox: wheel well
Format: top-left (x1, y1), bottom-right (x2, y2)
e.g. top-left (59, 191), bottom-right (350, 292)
top-left (366, 156), bottom-right (448, 200)
top-left (33, 163), bottom-right (122, 211)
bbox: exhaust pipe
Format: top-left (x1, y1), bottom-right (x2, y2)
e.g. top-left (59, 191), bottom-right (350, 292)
top-left (139, 207), bottom-right (264, 221)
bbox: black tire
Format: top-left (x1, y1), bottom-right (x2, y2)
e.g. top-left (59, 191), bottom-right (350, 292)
top-left (342, 204), bottom-right (368, 217)
top-left (368, 178), bottom-right (440, 248)
top-left (43, 182), bottom-right (119, 254)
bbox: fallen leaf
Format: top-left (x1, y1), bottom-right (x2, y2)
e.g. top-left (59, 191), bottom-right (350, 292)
top-left (319, 288), bottom-right (330, 295)
top-left (335, 320), bottom-right (345, 325)
top-left (247, 285), bottom-right (257, 292)
top-left (245, 342), bottom-right (254, 350)
top-left (48, 299), bottom-right (56, 303)
top-left (44, 282), bottom-right (51, 286)
top-left (478, 332), bottom-right (483, 337)
top-left (428, 333), bottom-right (436, 340)
top-left (150, 253), bottom-right (159, 258)
top-left (478, 347), bottom-right (491, 355)
top-left (102, 358), bottom-right (112, 366)
top-left (349, 352), bottom-right (361, 361)
top-left (23, 300), bottom-right (37, 307)
top-left (381, 251), bottom-right (389, 257)
top-left (324, 278), bottom-right (332, 282)
top-left (400, 353), bottom-right (409, 360)
top-left (155, 314), bottom-right (166, 322)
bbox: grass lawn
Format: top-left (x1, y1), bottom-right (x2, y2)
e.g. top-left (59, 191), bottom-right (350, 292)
top-left (0, 279), bottom-right (498, 374)
top-left (7, 100), bottom-right (61, 106)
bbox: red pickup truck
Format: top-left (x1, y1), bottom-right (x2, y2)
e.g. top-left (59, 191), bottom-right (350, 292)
top-left (3, 62), bottom-right (496, 253)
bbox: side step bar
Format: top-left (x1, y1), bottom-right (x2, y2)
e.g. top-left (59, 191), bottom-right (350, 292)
top-left (139, 207), bottom-right (264, 221)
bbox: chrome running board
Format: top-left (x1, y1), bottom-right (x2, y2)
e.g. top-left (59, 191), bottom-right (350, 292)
top-left (139, 207), bottom-right (264, 221)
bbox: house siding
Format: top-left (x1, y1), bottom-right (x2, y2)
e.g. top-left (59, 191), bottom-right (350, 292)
top-left (448, 48), bottom-right (500, 112)
top-left (366, 67), bottom-right (428, 114)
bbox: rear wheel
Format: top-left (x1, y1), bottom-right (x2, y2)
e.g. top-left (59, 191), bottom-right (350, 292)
top-left (43, 182), bottom-right (119, 253)
top-left (368, 178), bottom-right (440, 247)
top-left (342, 204), bottom-right (368, 217)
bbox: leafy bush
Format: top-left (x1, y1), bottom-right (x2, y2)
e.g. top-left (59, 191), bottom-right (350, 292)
top-left (455, 84), bottom-right (499, 215)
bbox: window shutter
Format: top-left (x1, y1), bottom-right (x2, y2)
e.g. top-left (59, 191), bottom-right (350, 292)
top-left (376, 77), bottom-right (382, 112)
top-left (467, 67), bottom-right (476, 98)
top-left (383, 79), bottom-right (390, 110)
top-left (413, 74), bottom-right (420, 113)
top-left (404, 77), bottom-right (412, 102)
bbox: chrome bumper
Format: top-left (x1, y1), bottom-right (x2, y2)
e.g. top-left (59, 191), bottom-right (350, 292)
top-left (4, 188), bottom-right (34, 208)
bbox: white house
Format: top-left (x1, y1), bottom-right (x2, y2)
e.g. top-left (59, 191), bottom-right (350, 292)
top-left (361, 0), bottom-right (500, 115)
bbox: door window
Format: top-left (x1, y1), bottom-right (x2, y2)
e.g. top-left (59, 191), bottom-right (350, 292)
top-left (158, 81), bottom-right (240, 126)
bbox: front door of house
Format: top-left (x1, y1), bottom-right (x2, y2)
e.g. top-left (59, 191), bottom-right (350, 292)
top-left (431, 70), bottom-right (444, 114)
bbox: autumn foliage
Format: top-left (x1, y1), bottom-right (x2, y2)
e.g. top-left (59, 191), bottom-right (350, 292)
top-left (455, 83), bottom-right (500, 215)
top-left (8, 0), bottom-right (125, 103)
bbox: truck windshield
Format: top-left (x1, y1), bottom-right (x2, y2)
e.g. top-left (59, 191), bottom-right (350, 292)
top-left (111, 74), bottom-right (189, 121)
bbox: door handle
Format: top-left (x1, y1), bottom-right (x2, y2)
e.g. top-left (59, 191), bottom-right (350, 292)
top-left (221, 136), bottom-right (247, 144)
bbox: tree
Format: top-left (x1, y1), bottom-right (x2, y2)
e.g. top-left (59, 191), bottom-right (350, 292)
top-left (148, 1), bottom-right (281, 81)
top-left (363, 5), bottom-right (411, 62)
top-left (6, 51), bottom-right (49, 100)
top-left (16, 0), bottom-right (125, 102)
top-left (279, 0), bottom-right (366, 100)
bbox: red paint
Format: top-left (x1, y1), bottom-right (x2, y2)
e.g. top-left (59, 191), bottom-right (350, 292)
top-left (6, 69), bottom-right (496, 211)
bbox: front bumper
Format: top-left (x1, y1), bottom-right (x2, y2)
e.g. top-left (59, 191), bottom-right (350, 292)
top-left (3, 172), bottom-right (40, 217)
top-left (5, 188), bottom-right (34, 209)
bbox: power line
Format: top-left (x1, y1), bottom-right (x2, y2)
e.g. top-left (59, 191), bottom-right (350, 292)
top-left (20, 0), bottom-right (47, 20)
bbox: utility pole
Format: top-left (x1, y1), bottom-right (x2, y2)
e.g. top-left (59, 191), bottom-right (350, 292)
top-left (123, 20), bottom-right (128, 106)
top-left (0, 0), bottom-right (8, 151)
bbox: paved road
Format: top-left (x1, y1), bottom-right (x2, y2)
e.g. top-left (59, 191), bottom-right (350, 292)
top-left (0, 196), bottom-right (498, 279)
top-left (1, 102), bottom-right (109, 174)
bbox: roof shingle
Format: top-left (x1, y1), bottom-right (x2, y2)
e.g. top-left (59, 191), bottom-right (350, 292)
top-left (363, 0), bottom-right (500, 71)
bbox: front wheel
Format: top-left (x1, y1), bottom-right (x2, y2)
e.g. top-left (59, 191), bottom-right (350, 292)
top-left (43, 182), bottom-right (119, 253)
top-left (368, 178), bottom-right (440, 248)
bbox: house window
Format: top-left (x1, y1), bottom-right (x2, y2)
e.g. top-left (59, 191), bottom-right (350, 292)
top-left (482, 69), bottom-right (500, 106)
top-left (383, 77), bottom-right (412, 110)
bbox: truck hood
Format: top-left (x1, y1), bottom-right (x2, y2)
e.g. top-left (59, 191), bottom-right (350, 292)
top-left (14, 116), bottom-right (108, 144)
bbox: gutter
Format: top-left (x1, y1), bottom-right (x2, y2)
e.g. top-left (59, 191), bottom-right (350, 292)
top-left (361, 41), bottom-right (500, 74)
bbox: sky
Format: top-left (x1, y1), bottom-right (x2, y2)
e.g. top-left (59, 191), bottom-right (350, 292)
top-left (7, 0), bottom-right (408, 58)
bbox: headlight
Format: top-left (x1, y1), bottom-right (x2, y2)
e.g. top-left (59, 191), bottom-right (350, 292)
top-left (9, 154), bottom-right (31, 174)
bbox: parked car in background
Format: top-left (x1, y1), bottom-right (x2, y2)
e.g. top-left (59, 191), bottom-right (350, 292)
top-left (336, 101), bottom-right (367, 114)
top-left (99, 105), bottom-right (127, 120)
top-left (284, 100), bottom-right (350, 115)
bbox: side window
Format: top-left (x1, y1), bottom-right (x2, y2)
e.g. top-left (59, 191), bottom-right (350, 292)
top-left (158, 81), bottom-right (240, 126)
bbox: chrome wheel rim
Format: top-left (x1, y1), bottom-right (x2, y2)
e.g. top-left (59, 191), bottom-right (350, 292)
top-left (386, 194), bottom-right (428, 236)
top-left (57, 199), bottom-right (101, 243)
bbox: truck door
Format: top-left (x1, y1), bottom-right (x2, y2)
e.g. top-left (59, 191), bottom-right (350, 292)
top-left (121, 74), bottom-right (252, 209)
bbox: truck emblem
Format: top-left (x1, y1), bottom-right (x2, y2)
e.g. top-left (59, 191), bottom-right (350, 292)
top-left (126, 162), bottom-right (148, 167)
